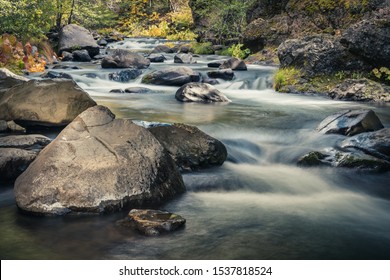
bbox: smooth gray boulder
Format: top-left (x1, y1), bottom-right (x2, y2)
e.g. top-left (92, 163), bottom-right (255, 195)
top-left (58, 24), bottom-right (99, 58)
top-left (102, 49), bottom-right (150, 69)
top-left (142, 66), bottom-right (201, 86)
top-left (118, 209), bottom-right (186, 236)
top-left (316, 109), bottom-right (384, 136)
top-left (175, 82), bottom-right (231, 103)
top-left (174, 53), bottom-right (197, 64)
top-left (14, 105), bottom-right (185, 215)
top-left (149, 123), bottom-right (228, 170)
top-left (0, 79), bottom-right (97, 127)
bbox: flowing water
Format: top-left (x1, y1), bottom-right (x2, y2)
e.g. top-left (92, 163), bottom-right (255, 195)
top-left (1, 38), bottom-right (390, 260)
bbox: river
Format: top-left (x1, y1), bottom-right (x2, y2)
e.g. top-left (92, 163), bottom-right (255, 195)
top-left (1, 38), bottom-right (389, 259)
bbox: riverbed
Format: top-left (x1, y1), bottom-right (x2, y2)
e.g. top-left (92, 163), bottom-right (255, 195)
top-left (1, 38), bottom-right (389, 259)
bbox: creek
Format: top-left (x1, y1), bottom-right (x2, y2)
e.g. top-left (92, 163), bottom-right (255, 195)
top-left (1, 38), bottom-right (390, 259)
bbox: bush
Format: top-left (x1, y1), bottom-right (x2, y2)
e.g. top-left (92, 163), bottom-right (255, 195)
top-left (273, 67), bottom-right (302, 91)
top-left (220, 44), bottom-right (250, 59)
top-left (190, 42), bottom-right (214, 54)
top-left (371, 67), bottom-right (390, 85)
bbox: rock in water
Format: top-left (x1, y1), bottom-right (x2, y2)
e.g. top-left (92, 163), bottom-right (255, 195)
top-left (174, 53), bottom-right (197, 64)
top-left (219, 58), bottom-right (247, 71)
top-left (207, 69), bottom-right (235, 80)
top-left (108, 69), bottom-right (143, 83)
top-left (340, 128), bottom-right (390, 162)
top-left (142, 66), bottom-right (201, 86)
top-left (119, 209), bottom-right (186, 236)
top-left (0, 79), bottom-right (96, 127)
top-left (58, 24), bottom-right (100, 58)
top-left (72, 49), bottom-right (92, 62)
top-left (149, 123), bottom-right (228, 170)
top-left (14, 106), bottom-right (185, 215)
top-left (175, 82), bottom-right (231, 103)
top-left (102, 49), bottom-right (150, 69)
top-left (316, 109), bottom-right (384, 136)
top-left (0, 148), bottom-right (37, 181)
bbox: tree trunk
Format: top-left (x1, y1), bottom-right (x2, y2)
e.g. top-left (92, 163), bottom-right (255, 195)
top-left (56, 0), bottom-right (63, 30)
top-left (68, 0), bottom-right (76, 24)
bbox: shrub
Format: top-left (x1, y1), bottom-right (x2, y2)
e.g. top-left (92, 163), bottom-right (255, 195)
top-left (273, 67), bottom-right (302, 91)
top-left (190, 42), bottom-right (214, 54)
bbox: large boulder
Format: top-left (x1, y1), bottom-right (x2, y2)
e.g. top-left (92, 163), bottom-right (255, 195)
top-left (101, 49), bottom-right (150, 69)
top-left (118, 209), bottom-right (186, 236)
top-left (278, 35), bottom-right (368, 76)
top-left (329, 79), bottom-right (390, 102)
top-left (340, 128), bottom-right (390, 162)
top-left (316, 109), bottom-right (384, 136)
top-left (58, 24), bottom-right (100, 58)
top-left (142, 66), bottom-right (201, 86)
top-left (340, 18), bottom-right (390, 67)
top-left (14, 106), bottom-right (185, 215)
top-left (0, 68), bottom-right (28, 93)
top-left (175, 82), bottom-right (230, 103)
top-left (149, 123), bottom-right (228, 170)
top-left (0, 79), bottom-right (96, 127)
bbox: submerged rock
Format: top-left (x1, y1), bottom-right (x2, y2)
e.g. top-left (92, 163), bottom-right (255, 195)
top-left (119, 209), bottom-right (186, 236)
top-left (142, 66), bottom-right (201, 86)
top-left (102, 49), bottom-right (150, 69)
top-left (149, 123), bottom-right (228, 170)
top-left (0, 79), bottom-right (96, 127)
top-left (14, 105), bottom-right (185, 215)
top-left (124, 87), bottom-right (152, 94)
top-left (175, 82), bottom-right (230, 103)
top-left (316, 109), bottom-right (384, 136)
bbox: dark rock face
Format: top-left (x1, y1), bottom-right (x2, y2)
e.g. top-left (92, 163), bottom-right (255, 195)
top-left (14, 106), bottom-right (185, 215)
top-left (329, 79), bottom-right (390, 103)
top-left (0, 120), bottom-right (7, 132)
top-left (0, 79), bottom-right (97, 127)
top-left (278, 35), bottom-right (368, 76)
top-left (119, 209), bottom-right (186, 236)
top-left (72, 49), bottom-right (92, 62)
top-left (175, 82), bottom-right (230, 103)
top-left (174, 53), bottom-right (197, 64)
top-left (149, 123), bottom-right (228, 171)
top-left (58, 24), bottom-right (99, 58)
top-left (102, 49), bottom-right (150, 69)
top-left (0, 148), bottom-right (37, 181)
top-left (341, 128), bottom-right (390, 162)
top-left (207, 69), bottom-right (235, 80)
top-left (0, 68), bottom-right (28, 93)
top-left (142, 66), bottom-right (201, 86)
top-left (317, 109), bottom-right (384, 136)
top-left (219, 58), bottom-right (247, 71)
top-left (108, 69), bottom-right (143, 83)
top-left (341, 18), bottom-right (390, 67)
top-left (148, 53), bottom-right (166, 63)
